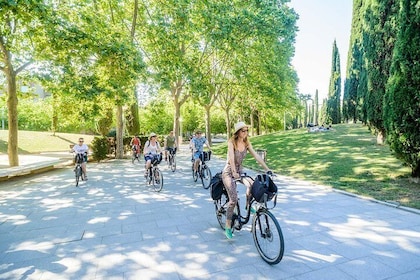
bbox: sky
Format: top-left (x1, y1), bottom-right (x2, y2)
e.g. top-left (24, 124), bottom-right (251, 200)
top-left (288, 0), bottom-right (353, 100)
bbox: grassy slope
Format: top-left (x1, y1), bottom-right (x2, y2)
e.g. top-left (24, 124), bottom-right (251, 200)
top-left (0, 131), bottom-right (96, 154)
top-left (212, 123), bottom-right (419, 209)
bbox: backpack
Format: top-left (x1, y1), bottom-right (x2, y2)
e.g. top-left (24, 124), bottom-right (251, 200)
top-left (210, 172), bottom-right (226, 200)
top-left (251, 174), bottom-right (277, 203)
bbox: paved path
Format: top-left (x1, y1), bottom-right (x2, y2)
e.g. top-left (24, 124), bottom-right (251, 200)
top-left (0, 146), bottom-right (419, 279)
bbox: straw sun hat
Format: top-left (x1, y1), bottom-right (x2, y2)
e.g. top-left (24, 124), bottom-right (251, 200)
top-left (234, 121), bottom-right (249, 134)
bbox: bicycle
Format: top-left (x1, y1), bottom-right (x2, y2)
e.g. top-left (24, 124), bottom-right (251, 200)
top-left (145, 153), bottom-right (164, 192)
top-left (213, 172), bottom-right (284, 265)
top-left (166, 147), bottom-right (176, 172)
top-left (73, 153), bottom-right (86, 187)
top-left (131, 145), bottom-right (141, 164)
top-left (192, 151), bottom-right (212, 189)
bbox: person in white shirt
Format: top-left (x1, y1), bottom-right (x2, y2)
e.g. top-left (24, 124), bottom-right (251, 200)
top-left (143, 133), bottom-right (162, 176)
top-left (71, 137), bottom-right (89, 180)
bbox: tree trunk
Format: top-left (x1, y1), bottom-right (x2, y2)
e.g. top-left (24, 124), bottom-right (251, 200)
top-left (204, 105), bottom-right (212, 145)
top-left (171, 80), bottom-right (188, 145)
top-left (6, 66), bottom-right (19, 166)
top-left (52, 93), bottom-right (58, 136)
top-left (115, 105), bottom-right (124, 159)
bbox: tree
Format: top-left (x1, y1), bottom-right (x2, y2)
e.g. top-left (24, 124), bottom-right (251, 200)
top-left (314, 90), bottom-right (319, 125)
top-left (363, 0), bottom-right (398, 144)
top-left (384, 0), bottom-right (420, 177)
top-left (0, 2), bottom-right (58, 166)
top-left (326, 40), bottom-right (341, 124)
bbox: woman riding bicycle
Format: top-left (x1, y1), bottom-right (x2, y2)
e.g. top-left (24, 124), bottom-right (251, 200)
top-left (191, 129), bottom-right (211, 175)
top-left (222, 122), bottom-right (271, 239)
top-left (71, 137), bottom-right (89, 180)
top-left (143, 133), bottom-right (162, 177)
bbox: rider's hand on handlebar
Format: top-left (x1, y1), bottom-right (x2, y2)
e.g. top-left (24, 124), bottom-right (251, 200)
top-left (266, 170), bottom-right (273, 176)
top-left (233, 171), bottom-right (240, 180)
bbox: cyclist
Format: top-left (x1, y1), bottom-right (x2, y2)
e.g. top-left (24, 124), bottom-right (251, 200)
top-left (164, 131), bottom-right (177, 161)
top-left (71, 137), bottom-right (89, 180)
top-left (191, 130), bottom-right (211, 175)
top-left (143, 133), bottom-right (162, 176)
top-left (221, 121), bottom-right (272, 239)
top-left (130, 135), bottom-right (142, 160)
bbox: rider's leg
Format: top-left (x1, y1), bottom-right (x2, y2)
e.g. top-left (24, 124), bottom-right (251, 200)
top-left (222, 173), bottom-right (238, 238)
top-left (194, 158), bottom-right (200, 173)
top-left (81, 162), bottom-right (87, 179)
top-left (242, 177), bottom-right (254, 210)
top-left (144, 158), bottom-right (152, 176)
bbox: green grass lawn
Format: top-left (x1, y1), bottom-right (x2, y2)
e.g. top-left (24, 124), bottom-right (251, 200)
top-left (212, 123), bottom-right (420, 210)
top-left (0, 130), bottom-right (96, 154)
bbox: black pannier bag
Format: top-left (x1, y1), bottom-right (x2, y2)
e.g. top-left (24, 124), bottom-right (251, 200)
top-left (152, 153), bottom-right (162, 164)
top-left (251, 174), bottom-right (277, 203)
top-left (210, 172), bottom-right (226, 200)
top-left (201, 151), bottom-right (212, 162)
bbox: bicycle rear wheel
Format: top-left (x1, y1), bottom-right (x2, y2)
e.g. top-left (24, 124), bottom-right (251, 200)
top-left (75, 165), bottom-right (82, 187)
top-left (170, 155), bottom-right (176, 172)
top-left (252, 209), bottom-right (284, 265)
top-left (215, 191), bottom-right (229, 229)
top-left (192, 164), bottom-right (198, 182)
top-left (201, 165), bottom-right (212, 189)
top-left (152, 168), bottom-right (163, 192)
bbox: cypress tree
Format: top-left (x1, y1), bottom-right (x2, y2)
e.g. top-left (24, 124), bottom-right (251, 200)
top-left (363, 0), bottom-right (398, 144)
top-left (326, 40), bottom-right (341, 124)
top-left (314, 90), bottom-right (319, 125)
top-left (384, 0), bottom-right (420, 177)
top-left (344, 0), bottom-right (364, 123)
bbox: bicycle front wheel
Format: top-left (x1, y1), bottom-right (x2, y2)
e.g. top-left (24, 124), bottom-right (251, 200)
top-left (75, 165), bottom-right (82, 187)
top-left (252, 209), bottom-right (284, 265)
top-left (201, 165), bottom-right (212, 189)
top-left (152, 168), bottom-right (163, 192)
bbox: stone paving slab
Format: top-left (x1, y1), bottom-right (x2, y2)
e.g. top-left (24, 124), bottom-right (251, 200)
top-left (0, 146), bottom-right (419, 279)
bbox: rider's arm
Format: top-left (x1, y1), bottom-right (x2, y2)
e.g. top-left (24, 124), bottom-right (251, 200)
top-left (205, 139), bottom-right (211, 151)
top-left (227, 140), bottom-right (239, 178)
top-left (248, 143), bottom-right (270, 172)
top-left (143, 141), bottom-right (150, 154)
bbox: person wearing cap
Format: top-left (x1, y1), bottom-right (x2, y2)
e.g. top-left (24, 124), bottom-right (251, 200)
top-left (221, 121), bottom-right (272, 239)
top-left (191, 129), bottom-right (211, 175)
top-left (143, 133), bottom-right (162, 176)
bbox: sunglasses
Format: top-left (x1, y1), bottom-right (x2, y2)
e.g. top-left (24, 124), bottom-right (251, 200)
top-left (240, 129), bottom-right (248, 133)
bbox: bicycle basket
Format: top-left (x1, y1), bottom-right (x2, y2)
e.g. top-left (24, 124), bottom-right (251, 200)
top-left (210, 172), bottom-right (226, 200)
top-left (203, 151), bottom-right (211, 161)
top-left (75, 154), bottom-right (84, 164)
top-left (251, 174), bottom-right (277, 203)
top-left (152, 153), bottom-right (162, 165)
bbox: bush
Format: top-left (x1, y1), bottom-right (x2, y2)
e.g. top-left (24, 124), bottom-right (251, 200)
top-left (91, 136), bottom-right (109, 162)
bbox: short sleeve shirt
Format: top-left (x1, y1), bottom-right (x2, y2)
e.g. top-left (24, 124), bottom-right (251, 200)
top-left (73, 144), bottom-right (89, 154)
top-left (192, 137), bottom-right (207, 153)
